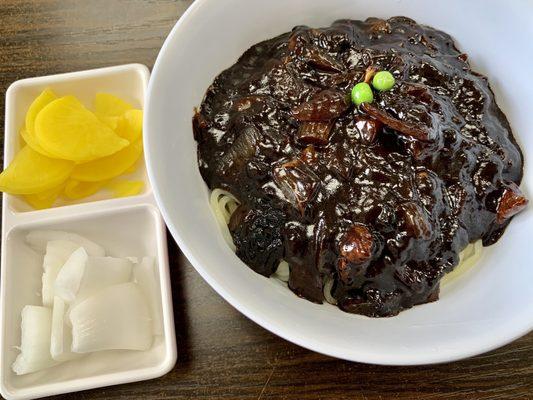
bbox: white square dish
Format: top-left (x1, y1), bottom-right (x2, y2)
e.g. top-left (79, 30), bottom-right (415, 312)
top-left (4, 63), bottom-right (151, 212)
top-left (1, 64), bottom-right (177, 400)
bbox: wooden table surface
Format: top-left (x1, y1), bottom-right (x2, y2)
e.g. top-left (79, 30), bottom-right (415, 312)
top-left (1, 1), bottom-right (532, 399)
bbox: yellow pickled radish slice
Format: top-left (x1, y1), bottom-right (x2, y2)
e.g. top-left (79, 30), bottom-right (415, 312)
top-left (24, 183), bottom-right (65, 209)
top-left (123, 159), bottom-right (140, 174)
top-left (98, 115), bottom-right (120, 130)
top-left (0, 146), bottom-right (73, 194)
top-left (26, 88), bottom-right (57, 135)
top-left (115, 109), bottom-right (143, 142)
top-left (63, 179), bottom-right (107, 200)
top-left (71, 139), bottom-right (142, 182)
top-left (20, 127), bottom-right (56, 158)
top-left (35, 96), bottom-right (130, 162)
top-left (106, 180), bottom-right (144, 198)
top-left (23, 89), bottom-right (59, 157)
top-left (94, 93), bottom-right (133, 118)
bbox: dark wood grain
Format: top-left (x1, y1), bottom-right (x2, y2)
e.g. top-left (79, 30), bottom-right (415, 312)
top-left (1, 1), bottom-right (532, 399)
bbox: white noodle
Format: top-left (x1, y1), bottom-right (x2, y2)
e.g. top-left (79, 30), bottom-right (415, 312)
top-left (323, 276), bottom-right (337, 305)
top-left (273, 261), bottom-right (290, 282)
top-left (209, 189), bottom-right (240, 251)
top-left (441, 241), bottom-right (483, 285)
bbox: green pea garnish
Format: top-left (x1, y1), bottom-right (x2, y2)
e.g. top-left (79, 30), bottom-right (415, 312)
top-left (351, 82), bottom-right (374, 106)
top-left (372, 71), bottom-right (395, 91)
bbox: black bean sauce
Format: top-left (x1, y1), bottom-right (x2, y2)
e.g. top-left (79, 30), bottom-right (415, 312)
top-left (193, 17), bottom-right (527, 317)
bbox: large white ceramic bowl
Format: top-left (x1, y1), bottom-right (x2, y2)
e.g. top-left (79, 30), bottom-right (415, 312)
top-left (145, 0), bottom-right (533, 365)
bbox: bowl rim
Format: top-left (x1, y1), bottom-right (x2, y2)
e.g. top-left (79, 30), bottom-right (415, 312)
top-left (144, 0), bottom-right (533, 365)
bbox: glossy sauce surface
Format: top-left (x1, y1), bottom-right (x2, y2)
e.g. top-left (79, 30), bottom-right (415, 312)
top-left (193, 17), bottom-right (526, 316)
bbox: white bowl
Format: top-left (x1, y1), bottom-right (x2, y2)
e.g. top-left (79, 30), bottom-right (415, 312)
top-left (145, 0), bottom-right (533, 365)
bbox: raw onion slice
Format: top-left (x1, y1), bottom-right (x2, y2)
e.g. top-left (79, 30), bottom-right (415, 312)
top-left (76, 256), bottom-right (133, 302)
top-left (134, 257), bottom-right (162, 335)
top-left (64, 257), bottom-right (134, 326)
top-left (54, 247), bottom-right (88, 302)
top-left (41, 240), bottom-right (80, 306)
top-left (12, 306), bottom-right (59, 375)
top-left (50, 297), bottom-right (80, 362)
top-left (43, 240), bottom-right (80, 273)
top-left (26, 230), bottom-right (105, 256)
top-left (70, 282), bottom-right (152, 353)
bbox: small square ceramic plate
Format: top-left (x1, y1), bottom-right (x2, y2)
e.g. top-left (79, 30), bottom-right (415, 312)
top-left (0, 64), bottom-right (177, 400)
top-left (4, 63), bottom-right (151, 213)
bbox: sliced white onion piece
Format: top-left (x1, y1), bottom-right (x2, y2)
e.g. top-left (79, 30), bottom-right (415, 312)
top-left (134, 257), bottom-right (162, 335)
top-left (70, 282), bottom-right (152, 353)
top-left (41, 240), bottom-right (80, 306)
top-left (42, 272), bottom-right (56, 308)
top-left (26, 230), bottom-right (105, 256)
top-left (54, 247), bottom-right (88, 302)
top-left (12, 306), bottom-right (59, 375)
top-left (51, 297), bottom-right (81, 362)
top-left (63, 257), bottom-right (134, 327)
top-left (43, 240), bottom-right (80, 273)
top-left (76, 256), bottom-right (133, 302)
